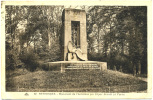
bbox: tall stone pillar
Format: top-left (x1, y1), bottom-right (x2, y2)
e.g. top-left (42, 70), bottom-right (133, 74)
top-left (62, 8), bottom-right (87, 61)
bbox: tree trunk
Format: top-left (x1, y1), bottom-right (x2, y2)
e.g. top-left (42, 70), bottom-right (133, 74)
top-left (26, 41), bottom-right (29, 53)
top-left (10, 7), bottom-right (13, 49)
top-left (121, 39), bottom-right (124, 55)
top-left (48, 30), bottom-right (51, 49)
top-left (34, 37), bottom-right (36, 53)
top-left (109, 23), bottom-right (112, 58)
top-left (133, 64), bottom-right (136, 76)
top-left (18, 43), bottom-right (21, 54)
top-left (98, 27), bottom-right (100, 53)
top-left (119, 65), bottom-right (123, 72)
top-left (137, 60), bottom-right (141, 75)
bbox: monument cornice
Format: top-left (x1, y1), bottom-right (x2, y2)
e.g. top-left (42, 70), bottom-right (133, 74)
top-left (64, 8), bottom-right (86, 12)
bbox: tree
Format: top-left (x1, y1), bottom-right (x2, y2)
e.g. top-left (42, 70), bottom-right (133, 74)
top-left (5, 6), bottom-right (64, 71)
top-left (116, 6), bottom-right (147, 74)
top-left (5, 6), bottom-right (28, 70)
top-left (87, 6), bottom-right (147, 74)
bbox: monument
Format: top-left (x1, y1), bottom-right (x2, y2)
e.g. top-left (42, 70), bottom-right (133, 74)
top-left (61, 8), bottom-right (87, 61)
top-left (48, 8), bottom-right (107, 72)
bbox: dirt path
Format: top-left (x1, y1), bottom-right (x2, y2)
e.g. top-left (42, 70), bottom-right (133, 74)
top-left (137, 77), bottom-right (147, 82)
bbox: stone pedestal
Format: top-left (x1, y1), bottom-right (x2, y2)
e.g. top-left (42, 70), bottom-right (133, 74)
top-left (61, 63), bottom-right (65, 73)
top-left (48, 61), bottom-right (107, 73)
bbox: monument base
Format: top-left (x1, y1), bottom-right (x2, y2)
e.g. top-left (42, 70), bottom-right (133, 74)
top-left (47, 61), bottom-right (107, 73)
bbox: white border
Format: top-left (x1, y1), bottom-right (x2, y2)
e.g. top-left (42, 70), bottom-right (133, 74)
top-left (1, 1), bottom-right (152, 99)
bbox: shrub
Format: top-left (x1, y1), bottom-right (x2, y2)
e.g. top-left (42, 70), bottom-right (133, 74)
top-left (41, 63), bottom-right (61, 71)
top-left (40, 63), bottom-right (49, 71)
top-left (20, 51), bottom-right (39, 72)
top-left (36, 37), bottom-right (62, 62)
top-left (6, 48), bottom-right (22, 70)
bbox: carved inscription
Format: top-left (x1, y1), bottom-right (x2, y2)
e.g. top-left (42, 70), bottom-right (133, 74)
top-left (66, 63), bottom-right (100, 69)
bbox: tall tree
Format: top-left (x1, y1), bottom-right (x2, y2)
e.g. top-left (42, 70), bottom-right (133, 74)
top-left (116, 6), bottom-right (147, 74)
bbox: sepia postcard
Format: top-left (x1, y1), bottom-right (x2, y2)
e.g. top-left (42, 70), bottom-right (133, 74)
top-left (1, 0), bottom-right (152, 99)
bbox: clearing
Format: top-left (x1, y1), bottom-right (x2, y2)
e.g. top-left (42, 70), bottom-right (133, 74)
top-left (6, 69), bottom-right (147, 92)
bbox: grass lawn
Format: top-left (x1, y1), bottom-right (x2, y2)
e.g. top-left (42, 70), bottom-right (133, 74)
top-left (6, 68), bottom-right (147, 92)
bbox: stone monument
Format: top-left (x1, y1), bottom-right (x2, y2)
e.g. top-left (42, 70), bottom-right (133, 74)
top-left (61, 8), bottom-right (87, 61)
top-left (48, 8), bottom-right (107, 72)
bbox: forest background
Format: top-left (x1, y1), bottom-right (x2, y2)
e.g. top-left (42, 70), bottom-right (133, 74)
top-left (5, 6), bottom-right (147, 75)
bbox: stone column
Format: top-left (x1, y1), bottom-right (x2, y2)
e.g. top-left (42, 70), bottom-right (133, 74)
top-left (63, 8), bottom-right (88, 61)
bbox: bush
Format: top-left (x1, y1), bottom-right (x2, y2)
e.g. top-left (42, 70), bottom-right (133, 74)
top-left (38, 38), bottom-right (62, 62)
top-left (20, 51), bottom-right (39, 72)
top-left (41, 63), bottom-right (61, 71)
top-left (39, 63), bottom-right (49, 71)
top-left (6, 49), bottom-right (22, 70)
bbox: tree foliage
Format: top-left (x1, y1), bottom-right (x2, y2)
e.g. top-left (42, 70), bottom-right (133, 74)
top-left (5, 6), bottom-right (64, 71)
top-left (87, 6), bottom-right (147, 74)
